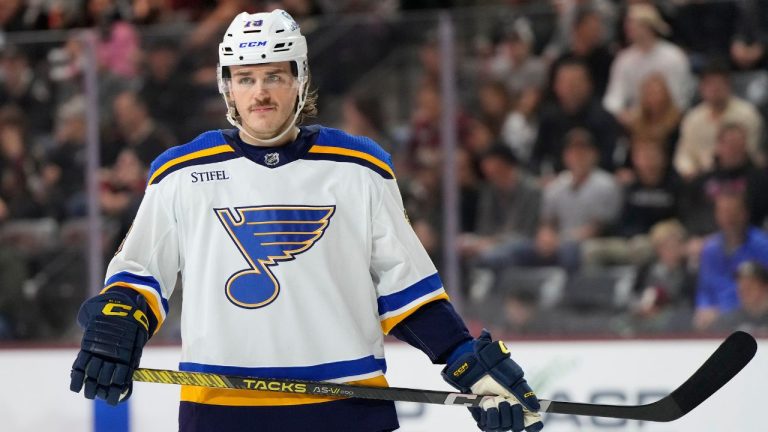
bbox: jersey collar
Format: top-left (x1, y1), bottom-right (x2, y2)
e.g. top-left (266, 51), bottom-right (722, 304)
top-left (222, 125), bottom-right (321, 168)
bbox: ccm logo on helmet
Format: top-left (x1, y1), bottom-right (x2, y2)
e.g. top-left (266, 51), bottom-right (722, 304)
top-left (239, 41), bottom-right (267, 48)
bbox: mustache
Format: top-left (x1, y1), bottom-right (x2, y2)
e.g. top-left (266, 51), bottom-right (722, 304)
top-left (248, 100), bottom-right (277, 110)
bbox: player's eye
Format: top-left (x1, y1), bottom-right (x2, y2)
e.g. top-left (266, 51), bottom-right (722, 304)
top-left (265, 74), bottom-right (284, 84)
top-left (237, 76), bottom-right (255, 85)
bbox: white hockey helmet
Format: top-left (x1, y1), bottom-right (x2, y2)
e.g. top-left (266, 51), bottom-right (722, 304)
top-left (217, 9), bottom-right (310, 143)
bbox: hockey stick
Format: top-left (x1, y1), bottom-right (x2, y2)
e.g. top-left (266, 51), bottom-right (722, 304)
top-left (133, 331), bottom-right (756, 421)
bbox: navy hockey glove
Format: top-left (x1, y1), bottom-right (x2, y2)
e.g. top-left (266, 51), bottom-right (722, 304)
top-left (70, 291), bottom-right (150, 406)
top-left (442, 330), bottom-right (543, 432)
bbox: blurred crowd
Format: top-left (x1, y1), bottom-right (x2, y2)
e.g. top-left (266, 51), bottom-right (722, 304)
top-left (1, 0), bottom-right (768, 341)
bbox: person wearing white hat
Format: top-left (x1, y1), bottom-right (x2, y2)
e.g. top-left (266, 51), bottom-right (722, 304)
top-left (603, 3), bottom-right (693, 121)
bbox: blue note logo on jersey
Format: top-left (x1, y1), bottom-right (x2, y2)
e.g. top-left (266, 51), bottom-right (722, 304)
top-left (215, 205), bottom-right (335, 309)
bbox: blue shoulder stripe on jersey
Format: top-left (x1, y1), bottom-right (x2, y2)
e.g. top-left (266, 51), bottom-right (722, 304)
top-left (305, 127), bottom-right (395, 179)
top-left (303, 152), bottom-right (394, 179)
top-left (377, 273), bottom-right (443, 316)
top-left (147, 130), bottom-right (239, 185)
top-left (179, 355), bottom-right (387, 380)
top-left (105, 271), bottom-right (170, 315)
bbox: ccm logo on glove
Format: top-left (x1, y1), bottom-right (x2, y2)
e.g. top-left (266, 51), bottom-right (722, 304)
top-left (102, 302), bottom-right (150, 332)
top-left (453, 362), bottom-right (470, 377)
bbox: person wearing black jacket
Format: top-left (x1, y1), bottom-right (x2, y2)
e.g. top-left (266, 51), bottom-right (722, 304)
top-left (682, 123), bottom-right (768, 236)
top-left (533, 59), bottom-right (621, 174)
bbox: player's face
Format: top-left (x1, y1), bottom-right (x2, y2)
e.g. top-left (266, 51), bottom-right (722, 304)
top-left (229, 62), bottom-right (299, 140)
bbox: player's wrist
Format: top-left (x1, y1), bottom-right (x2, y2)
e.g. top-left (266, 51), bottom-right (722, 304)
top-left (445, 338), bottom-right (474, 365)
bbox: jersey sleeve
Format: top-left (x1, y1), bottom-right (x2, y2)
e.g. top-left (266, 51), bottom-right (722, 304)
top-left (100, 184), bottom-right (180, 336)
top-left (370, 179), bottom-right (449, 334)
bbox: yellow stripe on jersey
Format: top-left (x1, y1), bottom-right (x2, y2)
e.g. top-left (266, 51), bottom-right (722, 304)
top-left (147, 145), bottom-right (235, 186)
top-left (101, 282), bottom-right (165, 335)
top-left (308, 145), bottom-right (396, 179)
top-left (380, 292), bottom-right (450, 334)
top-left (180, 375), bottom-right (389, 406)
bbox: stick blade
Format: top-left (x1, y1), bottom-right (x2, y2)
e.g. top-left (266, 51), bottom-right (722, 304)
top-left (668, 331), bottom-right (757, 417)
top-left (540, 331), bottom-right (757, 422)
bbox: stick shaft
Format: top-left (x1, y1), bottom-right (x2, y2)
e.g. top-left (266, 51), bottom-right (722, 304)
top-left (133, 331), bottom-right (756, 422)
top-left (133, 368), bottom-right (481, 406)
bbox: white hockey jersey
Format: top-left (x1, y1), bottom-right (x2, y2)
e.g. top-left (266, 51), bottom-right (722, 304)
top-left (102, 126), bottom-right (448, 407)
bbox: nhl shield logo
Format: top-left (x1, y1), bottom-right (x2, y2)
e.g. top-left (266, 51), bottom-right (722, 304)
top-left (264, 152), bottom-right (280, 166)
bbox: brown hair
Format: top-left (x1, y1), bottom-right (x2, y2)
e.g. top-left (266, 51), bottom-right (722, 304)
top-left (297, 76), bottom-right (318, 125)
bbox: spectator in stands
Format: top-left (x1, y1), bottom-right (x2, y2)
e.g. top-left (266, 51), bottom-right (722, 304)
top-left (406, 83), bottom-right (471, 168)
top-left (407, 83), bottom-right (443, 167)
top-left (549, 5), bottom-right (615, 98)
top-left (416, 35), bottom-right (440, 87)
top-left (488, 129), bottom-right (621, 272)
top-left (467, 81), bottom-right (541, 165)
top-left (619, 219), bottom-right (695, 334)
top-left (100, 148), bottom-right (146, 217)
top-left (730, 0), bottom-right (767, 72)
top-left (714, 260), bottom-right (768, 334)
top-left (534, 59), bottom-right (621, 174)
top-left (487, 17), bottom-right (547, 96)
top-left (674, 61), bottom-right (764, 180)
top-left (682, 123), bottom-right (768, 236)
top-left (583, 141), bottom-right (681, 267)
top-left (476, 81), bottom-right (513, 136)
top-left (0, 0), bottom-right (49, 31)
top-left (103, 90), bottom-right (177, 167)
top-left (672, 0), bottom-right (739, 68)
top-left (731, 38), bottom-right (766, 73)
top-left (140, 39), bottom-right (195, 141)
top-left (500, 87), bottom-right (540, 166)
top-left (539, 128), bottom-right (621, 268)
top-left (617, 141), bottom-right (682, 235)
top-left (460, 146), bottom-right (541, 261)
top-left (47, 35), bottom-right (86, 96)
top-left (693, 192), bottom-right (768, 331)
top-left (0, 106), bottom-right (46, 220)
top-left (544, 0), bottom-right (616, 62)
top-left (672, 0), bottom-right (767, 73)
top-left (404, 149), bottom-right (480, 265)
top-left (42, 96), bottom-right (88, 219)
top-left (499, 290), bottom-right (561, 335)
top-left (100, 148), bottom-right (146, 250)
top-left (465, 118), bottom-right (497, 159)
top-left (0, 47), bottom-right (53, 137)
top-left (603, 3), bottom-right (692, 118)
top-left (0, 240), bottom-right (27, 338)
top-left (620, 73), bottom-right (681, 158)
top-left (79, 0), bottom-right (141, 80)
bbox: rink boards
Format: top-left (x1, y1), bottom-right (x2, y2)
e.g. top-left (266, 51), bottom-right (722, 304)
top-left (1, 338), bottom-right (765, 431)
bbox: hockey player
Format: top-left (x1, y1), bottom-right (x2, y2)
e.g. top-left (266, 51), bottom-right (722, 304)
top-left (69, 9), bottom-right (543, 432)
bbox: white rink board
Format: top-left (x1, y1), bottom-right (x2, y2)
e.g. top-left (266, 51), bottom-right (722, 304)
top-left (0, 339), bottom-right (765, 431)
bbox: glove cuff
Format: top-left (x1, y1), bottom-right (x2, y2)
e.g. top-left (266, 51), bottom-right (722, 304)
top-left (78, 289), bottom-right (155, 336)
top-left (442, 352), bottom-right (485, 392)
top-left (445, 339), bottom-right (473, 365)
